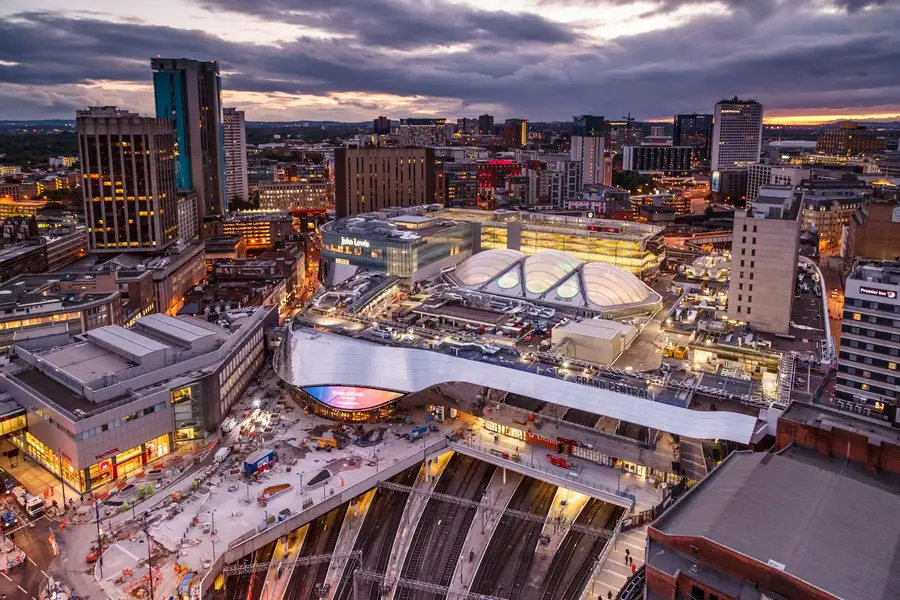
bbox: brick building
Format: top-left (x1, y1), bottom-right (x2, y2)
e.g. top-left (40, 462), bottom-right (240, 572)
top-left (644, 402), bottom-right (900, 600)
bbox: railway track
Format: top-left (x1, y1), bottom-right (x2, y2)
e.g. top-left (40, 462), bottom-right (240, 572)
top-left (539, 501), bottom-right (626, 600)
top-left (396, 454), bottom-right (495, 600)
top-left (248, 541), bottom-right (278, 600)
top-left (227, 541), bottom-right (277, 600)
top-left (470, 477), bottom-right (557, 599)
top-left (333, 466), bottom-right (421, 600)
top-left (282, 504), bottom-right (348, 600)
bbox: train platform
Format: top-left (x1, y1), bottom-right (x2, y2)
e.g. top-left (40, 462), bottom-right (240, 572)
top-left (322, 489), bottom-right (375, 593)
top-left (382, 451), bottom-right (452, 597)
top-left (447, 468), bottom-right (523, 597)
top-left (526, 488), bottom-right (591, 591)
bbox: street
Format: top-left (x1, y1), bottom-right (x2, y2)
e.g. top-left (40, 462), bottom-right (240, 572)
top-left (0, 501), bottom-right (56, 600)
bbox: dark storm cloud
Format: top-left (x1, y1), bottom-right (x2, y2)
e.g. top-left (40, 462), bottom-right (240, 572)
top-left (194, 0), bottom-right (578, 49)
top-left (0, 1), bottom-right (899, 120)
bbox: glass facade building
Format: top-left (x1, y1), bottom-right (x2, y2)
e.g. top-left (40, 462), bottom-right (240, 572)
top-left (322, 218), bottom-right (474, 279)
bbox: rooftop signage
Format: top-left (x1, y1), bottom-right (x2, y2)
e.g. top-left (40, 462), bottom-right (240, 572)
top-left (574, 375), bottom-right (650, 399)
top-left (859, 285), bottom-right (897, 300)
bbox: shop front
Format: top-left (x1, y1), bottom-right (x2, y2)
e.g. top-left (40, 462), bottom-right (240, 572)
top-left (113, 445), bottom-right (144, 479)
top-left (12, 432), bottom-right (86, 492)
top-left (483, 420), bottom-right (525, 441)
top-left (172, 384), bottom-right (204, 448)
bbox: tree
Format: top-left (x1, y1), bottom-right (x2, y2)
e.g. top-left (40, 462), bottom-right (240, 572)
top-left (227, 196), bottom-right (256, 212)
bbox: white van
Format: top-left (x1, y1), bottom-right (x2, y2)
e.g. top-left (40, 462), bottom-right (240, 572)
top-left (220, 418), bottom-right (237, 435)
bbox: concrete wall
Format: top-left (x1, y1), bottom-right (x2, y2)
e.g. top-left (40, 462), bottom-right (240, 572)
top-left (727, 212), bottom-right (799, 334)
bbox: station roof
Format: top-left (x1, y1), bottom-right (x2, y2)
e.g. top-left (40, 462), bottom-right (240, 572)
top-left (653, 447), bottom-right (900, 600)
top-left (450, 249), bottom-right (661, 313)
top-left (279, 328), bottom-right (758, 444)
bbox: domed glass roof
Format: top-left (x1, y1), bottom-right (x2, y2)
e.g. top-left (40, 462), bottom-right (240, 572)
top-left (523, 250), bottom-right (581, 294)
top-left (454, 249), bottom-right (524, 286)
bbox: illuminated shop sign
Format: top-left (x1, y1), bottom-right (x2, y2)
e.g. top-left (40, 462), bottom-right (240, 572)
top-left (859, 286), bottom-right (897, 300)
top-left (574, 376), bottom-right (650, 399)
top-left (302, 386), bottom-right (404, 411)
top-left (95, 448), bottom-right (119, 461)
top-left (341, 237), bottom-right (370, 249)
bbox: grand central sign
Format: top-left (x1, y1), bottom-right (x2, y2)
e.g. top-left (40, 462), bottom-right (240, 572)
top-left (574, 376), bottom-right (650, 399)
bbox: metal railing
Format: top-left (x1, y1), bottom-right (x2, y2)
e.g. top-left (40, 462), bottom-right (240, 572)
top-left (448, 439), bottom-right (636, 508)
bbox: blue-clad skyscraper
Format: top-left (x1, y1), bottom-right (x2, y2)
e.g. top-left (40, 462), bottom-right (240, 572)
top-left (151, 58), bottom-right (226, 219)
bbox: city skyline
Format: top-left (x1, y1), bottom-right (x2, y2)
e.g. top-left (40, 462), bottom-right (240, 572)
top-left (0, 0), bottom-right (898, 122)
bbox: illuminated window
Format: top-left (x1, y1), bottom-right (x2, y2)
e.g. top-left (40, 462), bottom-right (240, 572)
top-left (853, 313), bottom-right (861, 321)
top-left (890, 363), bottom-right (897, 370)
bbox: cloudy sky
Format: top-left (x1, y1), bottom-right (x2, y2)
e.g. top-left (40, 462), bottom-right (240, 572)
top-left (0, 0), bottom-right (898, 123)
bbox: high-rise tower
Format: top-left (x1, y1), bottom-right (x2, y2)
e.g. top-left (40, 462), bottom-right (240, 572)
top-left (77, 106), bottom-right (178, 252)
top-left (151, 58), bottom-right (226, 218)
top-left (711, 98), bottom-right (763, 171)
top-left (223, 107), bottom-right (248, 204)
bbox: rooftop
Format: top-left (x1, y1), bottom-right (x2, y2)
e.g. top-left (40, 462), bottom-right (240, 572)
top-left (322, 213), bottom-right (464, 242)
top-left (224, 210), bottom-right (293, 223)
top-left (279, 327), bottom-right (759, 444)
top-left (653, 446), bottom-right (900, 600)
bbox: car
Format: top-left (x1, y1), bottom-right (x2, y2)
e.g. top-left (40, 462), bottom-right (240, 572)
top-left (0, 475), bottom-right (13, 492)
top-left (1, 511), bottom-right (17, 529)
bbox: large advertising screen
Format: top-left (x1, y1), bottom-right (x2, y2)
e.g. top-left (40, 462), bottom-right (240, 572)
top-left (302, 386), bottom-right (404, 411)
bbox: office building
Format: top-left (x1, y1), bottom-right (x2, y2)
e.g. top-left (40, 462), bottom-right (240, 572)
top-left (76, 106), bottom-right (178, 253)
top-left (622, 145), bottom-right (693, 173)
top-left (836, 260), bottom-right (900, 418)
top-left (711, 97), bottom-right (763, 171)
top-left (0, 308), bottom-right (273, 492)
top-left (672, 113), bottom-right (713, 163)
top-left (711, 168), bottom-right (749, 203)
top-left (0, 198), bottom-right (46, 218)
top-left (543, 154), bottom-right (583, 208)
top-left (502, 118), bottom-right (528, 147)
top-left (746, 164), bottom-right (810, 207)
top-left (843, 199), bottom-right (900, 262)
top-left (572, 115), bottom-right (605, 137)
top-left (176, 191), bottom-right (199, 242)
top-left (222, 211), bottom-right (294, 250)
top-left (222, 108), bottom-right (249, 204)
top-left (798, 176), bottom-right (871, 255)
top-left (436, 161), bottom-right (478, 207)
top-left (647, 404), bottom-right (900, 600)
top-left (373, 116), bottom-right (391, 136)
top-left (477, 114), bottom-right (494, 135)
top-left (565, 184), bottom-right (631, 218)
top-left (476, 159), bottom-right (521, 192)
top-left (397, 118), bottom-right (446, 147)
top-left (44, 228), bottom-right (89, 272)
top-left (151, 58), bottom-right (226, 218)
top-left (604, 118), bottom-right (643, 153)
top-left (259, 181), bottom-right (330, 211)
top-left (570, 135), bottom-right (610, 185)
top-left (334, 147), bottom-right (436, 218)
top-left (726, 191), bottom-right (800, 334)
top-left (456, 118), bottom-right (477, 134)
top-left (0, 273), bottom-right (122, 348)
top-left (817, 122), bottom-right (885, 157)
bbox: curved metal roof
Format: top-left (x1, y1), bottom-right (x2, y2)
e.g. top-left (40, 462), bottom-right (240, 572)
top-left (277, 329), bottom-right (759, 444)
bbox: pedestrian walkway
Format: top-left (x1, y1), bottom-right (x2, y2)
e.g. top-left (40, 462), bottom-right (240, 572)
top-left (383, 451), bottom-right (452, 598)
top-left (323, 489), bottom-right (375, 597)
top-left (447, 467), bottom-right (523, 597)
top-left (581, 526), bottom-right (647, 600)
top-left (0, 439), bottom-right (78, 501)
